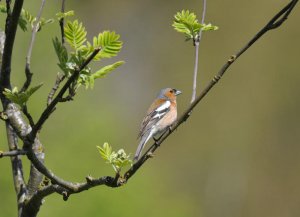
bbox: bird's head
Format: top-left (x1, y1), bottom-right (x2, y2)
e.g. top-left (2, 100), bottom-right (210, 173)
top-left (158, 88), bottom-right (182, 101)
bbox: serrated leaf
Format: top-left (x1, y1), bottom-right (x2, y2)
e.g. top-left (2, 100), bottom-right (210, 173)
top-left (93, 31), bottom-right (123, 60)
top-left (173, 10), bottom-right (201, 39)
top-left (173, 10), bottom-right (218, 40)
top-left (64, 20), bottom-right (87, 50)
top-left (52, 37), bottom-right (68, 74)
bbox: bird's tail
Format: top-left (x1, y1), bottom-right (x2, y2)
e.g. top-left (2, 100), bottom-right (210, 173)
top-left (134, 132), bottom-right (152, 161)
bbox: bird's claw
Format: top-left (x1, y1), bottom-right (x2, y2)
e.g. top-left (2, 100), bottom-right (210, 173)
top-left (146, 152), bottom-right (155, 158)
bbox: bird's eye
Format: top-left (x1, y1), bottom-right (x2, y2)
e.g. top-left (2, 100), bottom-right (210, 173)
top-left (169, 90), bottom-right (174, 93)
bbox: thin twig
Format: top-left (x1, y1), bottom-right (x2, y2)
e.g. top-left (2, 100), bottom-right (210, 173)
top-left (21, 0), bottom-right (46, 92)
top-left (22, 105), bottom-right (35, 126)
top-left (30, 48), bottom-right (100, 140)
top-left (0, 149), bottom-right (27, 158)
top-left (59, 0), bottom-right (66, 44)
top-left (23, 49), bottom-right (101, 192)
top-left (191, 0), bottom-right (207, 103)
top-left (47, 73), bottom-right (65, 105)
top-left (123, 0), bottom-right (299, 182)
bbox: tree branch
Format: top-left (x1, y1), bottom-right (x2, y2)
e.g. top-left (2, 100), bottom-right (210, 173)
top-left (123, 0), bottom-right (299, 182)
top-left (47, 73), bottom-right (65, 105)
top-left (20, 49), bottom-right (101, 192)
top-left (21, 0), bottom-right (46, 92)
top-left (191, 0), bottom-right (206, 103)
top-left (29, 48), bottom-right (100, 140)
top-left (20, 0), bottom-right (300, 197)
top-left (0, 0), bottom-right (24, 106)
top-left (2, 1), bottom-right (297, 208)
top-left (5, 122), bottom-right (27, 216)
top-left (0, 149), bottom-right (27, 158)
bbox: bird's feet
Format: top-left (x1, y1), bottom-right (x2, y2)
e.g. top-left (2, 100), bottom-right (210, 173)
top-left (146, 152), bottom-right (155, 158)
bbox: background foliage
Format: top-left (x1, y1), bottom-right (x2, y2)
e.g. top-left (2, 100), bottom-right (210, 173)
top-left (1, 1), bottom-right (300, 217)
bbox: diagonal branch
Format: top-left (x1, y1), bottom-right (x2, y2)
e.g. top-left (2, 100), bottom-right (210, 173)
top-left (4, 0), bottom-right (297, 206)
top-left (21, 0), bottom-right (47, 92)
top-left (22, 48), bottom-right (101, 192)
top-left (23, 0), bottom-right (299, 197)
top-left (123, 0), bottom-right (299, 182)
top-left (29, 48), bottom-right (101, 140)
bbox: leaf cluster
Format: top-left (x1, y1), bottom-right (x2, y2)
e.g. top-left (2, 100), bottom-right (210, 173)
top-left (172, 10), bottom-right (218, 41)
top-left (97, 143), bottom-right (132, 173)
top-left (3, 84), bottom-right (43, 107)
top-left (53, 20), bottom-right (124, 89)
top-left (0, 5), bottom-right (74, 32)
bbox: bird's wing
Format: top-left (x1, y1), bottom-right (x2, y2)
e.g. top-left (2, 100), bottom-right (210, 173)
top-left (138, 100), bottom-right (171, 138)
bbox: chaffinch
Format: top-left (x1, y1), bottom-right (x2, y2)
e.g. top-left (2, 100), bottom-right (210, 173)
top-left (134, 88), bottom-right (182, 161)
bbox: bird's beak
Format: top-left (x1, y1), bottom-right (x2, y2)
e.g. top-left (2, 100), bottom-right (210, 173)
top-left (175, 89), bottom-right (182, 96)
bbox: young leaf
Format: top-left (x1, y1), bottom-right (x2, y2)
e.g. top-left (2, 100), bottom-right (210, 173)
top-left (97, 143), bottom-right (132, 173)
top-left (85, 61), bottom-right (124, 88)
top-left (92, 31), bottom-right (123, 60)
top-left (56, 10), bottom-right (74, 20)
top-left (173, 10), bottom-right (201, 39)
top-left (92, 61), bottom-right (124, 79)
top-left (173, 10), bottom-right (218, 40)
top-left (201, 23), bottom-right (219, 31)
top-left (52, 37), bottom-right (68, 74)
top-left (64, 20), bottom-right (87, 50)
top-left (3, 83), bottom-right (43, 107)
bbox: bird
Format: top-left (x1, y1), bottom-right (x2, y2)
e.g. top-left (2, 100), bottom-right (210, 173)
top-left (134, 88), bottom-right (182, 161)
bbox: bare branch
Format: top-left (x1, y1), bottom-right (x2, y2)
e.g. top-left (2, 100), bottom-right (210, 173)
top-left (0, 149), bottom-right (27, 158)
top-left (22, 105), bottom-right (35, 126)
top-left (21, 0), bottom-right (46, 92)
top-left (47, 73), bottom-right (65, 106)
top-left (191, 0), bottom-right (206, 103)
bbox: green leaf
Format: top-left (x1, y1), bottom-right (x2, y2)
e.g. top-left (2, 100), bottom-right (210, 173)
top-left (97, 143), bottom-right (132, 173)
top-left (56, 10), bottom-right (74, 20)
top-left (201, 23), bottom-right (219, 31)
top-left (3, 83), bottom-right (43, 107)
top-left (52, 37), bottom-right (68, 74)
top-left (173, 10), bottom-right (201, 39)
top-left (85, 61), bottom-right (124, 88)
top-left (38, 18), bottom-right (54, 30)
top-left (64, 20), bottom-right (87, 50)
top-left (173, 10), bottom-right (218, 40)
top-left (92, 31), bottom-right (123, 60)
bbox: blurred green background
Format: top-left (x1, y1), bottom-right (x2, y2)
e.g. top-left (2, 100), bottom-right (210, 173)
top-left (1, 0), bottom-right (300, 217)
